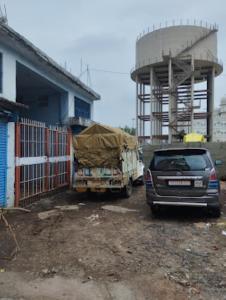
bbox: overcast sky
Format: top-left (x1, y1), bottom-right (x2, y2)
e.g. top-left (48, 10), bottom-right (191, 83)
top-left (2, 0), bottom-right (226, 127)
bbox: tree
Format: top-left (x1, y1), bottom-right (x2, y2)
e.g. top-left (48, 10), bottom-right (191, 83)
top-left (120, 126), bottom-right (136, 136)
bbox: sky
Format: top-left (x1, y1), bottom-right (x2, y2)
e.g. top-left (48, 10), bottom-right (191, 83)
top-left (2, 0), bottom-right (226, 128)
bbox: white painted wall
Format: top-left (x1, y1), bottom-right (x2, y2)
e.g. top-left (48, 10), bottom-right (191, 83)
top-left (68, 92), bottom-right (75, 117)
top-left (6, 122), bottom-right (15, 207)
top-left (0, 44), bottom-right (16, 101)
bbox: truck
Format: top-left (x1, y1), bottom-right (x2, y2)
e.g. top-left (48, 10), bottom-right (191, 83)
top-left (73, 123), bottom-right (144, 197)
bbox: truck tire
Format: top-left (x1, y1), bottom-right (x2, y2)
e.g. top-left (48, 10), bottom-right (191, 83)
top-left (123, 179), bottom-right (133, 198)
top-left (140, 174), bottom-right (145, 186)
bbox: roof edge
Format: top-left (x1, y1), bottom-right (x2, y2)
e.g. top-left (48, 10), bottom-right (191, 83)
top-left (0, 97), bottom-right (28, 111)
top-left (0, 23), bottom-right (101, 100)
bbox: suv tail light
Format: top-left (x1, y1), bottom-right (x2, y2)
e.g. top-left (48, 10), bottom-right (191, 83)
top-left (209, 168), bottom-right (217, 181)
top-left (208, 168), bottom-right (219, 192)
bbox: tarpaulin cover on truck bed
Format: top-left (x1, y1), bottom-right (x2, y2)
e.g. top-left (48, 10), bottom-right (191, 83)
top-left (73, 123), bottom-right (138, 168)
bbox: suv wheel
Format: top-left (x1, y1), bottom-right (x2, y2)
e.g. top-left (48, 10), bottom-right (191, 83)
top-left (150, 204), bottom-right (160, 216)
top-left (208, 206), bottom-right (221, 218)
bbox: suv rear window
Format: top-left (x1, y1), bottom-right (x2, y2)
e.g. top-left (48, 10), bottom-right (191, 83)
top-left (151, 149), bottom-right (211, 171)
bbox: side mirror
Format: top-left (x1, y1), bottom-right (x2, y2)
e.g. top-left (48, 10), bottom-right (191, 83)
top-left (215, 160), bottom-right (223, 166)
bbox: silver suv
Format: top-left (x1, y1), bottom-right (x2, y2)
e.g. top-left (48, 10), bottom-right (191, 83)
top-left (146, 148), bottom-right (221, 217)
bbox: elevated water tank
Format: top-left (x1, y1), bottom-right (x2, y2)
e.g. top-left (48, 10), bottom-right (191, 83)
top-left (131, 22), bottom-right (223, 144)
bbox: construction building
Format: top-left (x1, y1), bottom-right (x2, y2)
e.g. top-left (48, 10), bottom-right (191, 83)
top-left (131, 21), bottom-right (223, 144)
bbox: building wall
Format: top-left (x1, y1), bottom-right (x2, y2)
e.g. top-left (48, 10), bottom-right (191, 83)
top-left (0, 42), bottom-right (94, 122)
top-left (0, 41), bottom-right (95, 207)
top-left (60, 92), bottom-right (69, 124)
top-left (21, 94), bottom-right (61, 125)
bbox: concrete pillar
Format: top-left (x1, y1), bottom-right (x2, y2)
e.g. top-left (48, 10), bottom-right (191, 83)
top-left (136, 76), bottom-right (138, 137)
top-left (139, 82), bottom-right (142, 139)
top-left (159, 88), bottom-right (163, 141)
top-left (153, 89), bottom-right (156, 145)
top-left (207, 67), bottom-right (215, 142)
top-left (159, 88), bottom-right (162, 143)
top-left (168, 58), bottom-right (173, 144)
top-left (143, 84), bottom-right (146, 142)
top-left (140, 83), bottom-right (143, 140)
top-left (190, 57), bottom-right (195, 132)
top-left (142, 83), bottom-right (145, 141)
top-left (68, 92), bottom-right (75, 118)
top-left (168, 58), bottom-right (178, 143)
top-left (150, 68), bottom-right (154, 144)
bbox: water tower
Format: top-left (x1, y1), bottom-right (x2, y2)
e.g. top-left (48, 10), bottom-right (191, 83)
top-left (131, 21), bottom-right (223, 144)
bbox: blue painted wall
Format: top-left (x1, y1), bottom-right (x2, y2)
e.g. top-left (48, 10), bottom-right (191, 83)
top-left (0, 119), bottom-right (7, 207)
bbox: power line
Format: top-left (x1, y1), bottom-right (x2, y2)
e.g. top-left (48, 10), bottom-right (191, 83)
top-left (90, 68), bottom-right (129, 75)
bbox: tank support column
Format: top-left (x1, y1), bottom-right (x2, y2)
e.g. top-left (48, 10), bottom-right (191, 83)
top-left (150, 67), bottom-right (154, 144)
top-left (168, 58), bottom-right (177, 143)
top-left (190, 56), bottom-right (195, 132)
top-left (207, 67), bottom-right (215, 142)
top-left (136, 76), bottom-right (139, 137)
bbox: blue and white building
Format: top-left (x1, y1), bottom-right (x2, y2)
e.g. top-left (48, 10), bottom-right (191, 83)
top-left (0, 21), bottom-right (100, 207)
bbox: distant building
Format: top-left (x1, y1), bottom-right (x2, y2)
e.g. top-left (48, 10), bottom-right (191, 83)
top-left (193, 97), bottom-right (226, 142)
top-left (213, 97), bottom-right (226, 141)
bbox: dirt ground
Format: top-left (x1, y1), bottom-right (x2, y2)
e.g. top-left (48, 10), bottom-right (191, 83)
top-left (0, 183), bottom-right (226, 300)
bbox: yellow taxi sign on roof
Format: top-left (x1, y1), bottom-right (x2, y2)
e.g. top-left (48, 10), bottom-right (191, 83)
top-left (183, 133), bottom-right (206, 143)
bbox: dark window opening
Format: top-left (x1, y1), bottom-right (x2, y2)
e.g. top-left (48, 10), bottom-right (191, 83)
top-left (74, 97), bottom-right (90, 119)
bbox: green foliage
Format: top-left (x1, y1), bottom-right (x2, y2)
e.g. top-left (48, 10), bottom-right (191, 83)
top-left (120, 126), bottom-right (136, 136)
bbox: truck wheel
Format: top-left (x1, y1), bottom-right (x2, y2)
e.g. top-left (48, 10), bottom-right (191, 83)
top-left (123, 180), bottom-right (133, 198)
top-left (140, 174), bottom-right (145, 186)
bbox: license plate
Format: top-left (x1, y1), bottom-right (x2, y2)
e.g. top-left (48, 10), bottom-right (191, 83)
top-left (168, 180), bottom-right (191, 186)
top-left (194, 180), bottom-right (203, 188)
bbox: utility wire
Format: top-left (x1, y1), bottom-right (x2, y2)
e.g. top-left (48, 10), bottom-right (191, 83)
top-left (90, 68), bottom-right (129, 75)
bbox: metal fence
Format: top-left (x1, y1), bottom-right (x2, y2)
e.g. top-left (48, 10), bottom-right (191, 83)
top-left (15, 119), bottom-right (71, 206)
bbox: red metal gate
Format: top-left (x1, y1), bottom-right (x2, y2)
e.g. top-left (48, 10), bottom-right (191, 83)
top-left (15, 119), bottom-right (71, 206)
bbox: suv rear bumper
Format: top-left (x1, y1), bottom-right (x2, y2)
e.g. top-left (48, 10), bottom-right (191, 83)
top-left (146, 192), bottom-right (220, 208)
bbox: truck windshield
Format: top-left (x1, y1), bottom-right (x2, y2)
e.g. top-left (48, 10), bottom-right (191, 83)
top-left (151, 149), bottom-right (210, 171)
